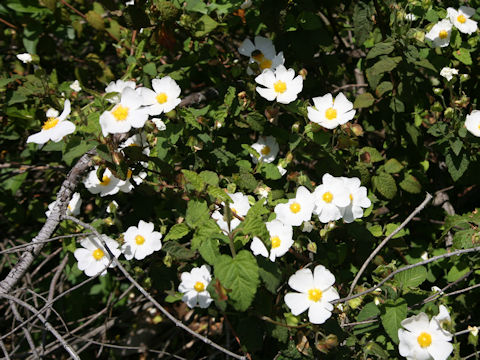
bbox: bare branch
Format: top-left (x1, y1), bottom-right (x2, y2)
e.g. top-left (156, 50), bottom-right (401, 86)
top-left (348, 193), bottom-right (433, 297)
top-left (9, 301), bottom-right (39, 358)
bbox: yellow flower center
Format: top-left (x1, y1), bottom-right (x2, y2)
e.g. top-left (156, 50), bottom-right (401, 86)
top-left (439, 30), bottom-right (448, 39)
top-left (252, 51), bottom-right (264, 62)
top-left (261, 145), bottom-right (271, 155)
top-left (417, 332), bottom-right (432, 348)
top-left (194, 281), bottom-right (205, 292)
top-left (290, 202), bottom-right (301, 214)
top-left (259, 59), bottom-right (272, 70)
top-left (322, 191), bottom-right (333, 203)
top-left (457, 14), bottom-right (467, 24)
top-left (308, 288), bottom-right (323, 302)
top-left (92, 248), bottom-right (105, 260)
top-left (100, 175), bottom-right (111, 186)
top-left (349, 193), bottom-right (353, 202)
top-left (127, 169), bottom-right (133, 179)
top-left (67, 205), bottom-right (72, 211)
top-left (271, 236), bottom-right (281, 249)
top-left (156, 92), bottom-right (168, 104)
top-left (325, 107), bottom-right (337, 120)
top-left (42, 117), bottom-right (59, 130)
top-left (111, 105), bottom-right (129, 121)
top-left (135, 234), bottom-right (145, 245)
top-left (274, 80), bottom-right (287, 94)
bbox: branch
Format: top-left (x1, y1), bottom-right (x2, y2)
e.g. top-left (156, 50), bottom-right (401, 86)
top-left (0, 293), bottom-right (80, 360)
top-left (0, 151), bottom-right (93, 295)
top-left (332, 244), bottom-right (480, 304)
top-left (179, 87), bottom-right (219, 108)
top-left (348, 193), bottom-right (433, 296)
top-left (64, 215), bottom-right (247, 360)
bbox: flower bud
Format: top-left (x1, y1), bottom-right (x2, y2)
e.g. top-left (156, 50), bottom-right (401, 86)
top-left (307, 242), bottom-right (317, 253)
top-left (444, 107), bottom-right (454, 119)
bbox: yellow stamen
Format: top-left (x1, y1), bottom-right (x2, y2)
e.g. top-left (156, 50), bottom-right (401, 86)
top-left (42, 117), bottom-right (59, 130)
top-left (127, 169), bottom-right (133, 179)
top-left (417, 332), bottom-right (432, 348)
top-left (111, 105), bottom-right (129, 121)
top-left (439, 30), bottom-right (448, 39)
top-left (100, 175), bottom-right (111, 186)
top-left (261, 145), bottom-right (271, 155)
top-left (156, 92), bottom-right (168, 104)
top-left (194, 281), bottom-right (205, 292)
top-left (308, 288), bottom-right (323, 302)
top-left (325, 107), bottom-right (337, 120)
top-left (271, 236), bottom-right (281, 248)
top-left (457, 14), bottom-right (467, 24)
top-left (290, 202), bottom-right (301, 214)
top-left (322, 192), bottom-right (333, 203)
top-left (230, 207), bottom-right (237, 215)
top-left (135, 235), bottom-right (145, 245)
top-left (274, 80), bottom-right (287, 94)
top-left (259, 59), bottom-right (272, 70)
top-left (349, 194), bottom-right (353, 202)
top-left (92, 248), bottom-right (104, 260)
top-left (252, 51), bottom-right (264, 62)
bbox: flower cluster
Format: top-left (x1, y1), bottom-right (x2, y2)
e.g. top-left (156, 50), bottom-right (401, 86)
top-left (426, 6), bottom-right (477, 47)
top-left (74, 220), bottom-right (162, 277)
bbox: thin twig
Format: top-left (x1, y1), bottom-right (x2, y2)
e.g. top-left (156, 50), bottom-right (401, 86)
top-left (9, 301), bottom-right (39, 359)
top-left (332, 244), bottom-right (480, 304)
top-left (348, 193), bottom-right (433, 296)
top-left (64, 215), bottom-right (247, 360)
top-left (0, 338), bottom-right (11, 360)
top-left (0, 293), bottom-right (80, 360)
top-left (0, 233), bottom-right (92, 254)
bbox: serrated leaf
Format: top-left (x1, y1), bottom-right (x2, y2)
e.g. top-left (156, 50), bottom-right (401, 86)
top-left (453, 229), bottom-right (480, 249)
top-left (164, 223), bottom-right (190, 241)
top-left (360, 146), bottom-right (384, 163)
top-left (259, 162), bottom-right (282, 180)
top-left (236, 171), bottom-right (257, 192)
top-left (353, 1), bottom-right (372, 46)
top-left (214, 251), bottom-right (260, 311)
top-left (445, 152), bottom-right (469, 181)
top-left (199, 170), bottom-right (219, 186)
top-left (395, 266), bottom-right (427, 288)
top-left (384, 159), bottom-right (404, 173)
top-left (453, 48), bottom-right (472, 65)
top-left (198, 238), bottom-right (221, 264)
top-left (193, 15), bottom-right (218, 37)
top-left (182, 170), bottom-right (205, 191)
top-left (366, 41), bottom-right (395, 60)
top-left (186, 199), bottom-right (209, 228)
top-left (399, 174), bottom-right (421, 194)
top-left (162, 241), bottom-right (195, 260)
top-left (245, 112), bottom-right (265, 132)
top-left (450, 139), bottom-right (463, 156)
top-left (354, 92), bottom-right (375, 109)
top-left (380, 298), bottom-right (407, 343)
top-left (373, 172), bottom-right (397, 199)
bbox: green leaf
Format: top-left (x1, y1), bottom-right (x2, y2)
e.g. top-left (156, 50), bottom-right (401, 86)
top-left (353, 1), bottom-right (373, 46)
top-left (198, 238), bottom-right (221, 264)
top-left (366, 41), bottom-right (395, 60)
top-left (236, 171), bottom-right (257, 192)
top-left (453, 229), bottom-right (480, 249)
top-left (445, 152), bottom-right (469, 181)
top-left (453, 48), bottom-right (472, 65)
top-left (384, 159), bottom-right (404, 173)
top-left (199, 170), bottom-right (219, 186)
top-left (186, 199), bottom-right (209, 228)
top-left (399, 174), bottom-right (421, 194)
top-left (259, 163), bottom-right (282, 180)
top-left (245, 112), bottom-right (265, 132)
top-left (375, 81), bottom-right (393, 97)
top-left (207, 185), bottom-right (230, 201)
top-left (447, 264), bottom-right (470, 282)
top-left (380, 298), bottom-right (407, 344)
top-left (450, 139), bottom-right (463, 156)
top-left (164, 223), bottom-right (190, 241)
top-left (143, 62), bottom-right (157, 76)
top-left (185, 0), bottom-right (208, 13)
top-left (366, 57), bottom-right (402, 89)
top-left (162, 241), bottom-right (195, 260)
top-left (214, 251), bottom-right (260, 311)
top-left (257, 258), bottom-right (282, 294)
top-left (395, 266), bottom-right (427, 288)
top-left (354, 302), bottom-right (381, 335)
top-left (353, 92), bottom-right (375, 109)
top-left (359, 146), bottom-right (384, 163)
top-left (373, 172), bottom-right (397, 199)
top-left (182, 169), bottom-right (205, 191)
top-left (298, 11), bottom-right (322, 30)
top-left (85, 10), bottom-right (105, 30)
top-left (193, 15), bottom-right (218, 37)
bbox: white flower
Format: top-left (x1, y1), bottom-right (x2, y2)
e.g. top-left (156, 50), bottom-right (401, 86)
top-left (284, 265), bottom-right (340, 324)
top-left (178, 265), bottom-right (213, 308)
top-left (140, 77), bottom-right (181, 115)
top-left (277, 164), bottom-right (287, 176)
top-left (45, 192), bottom-right (82, 217)
top-left (255, 65), bottom-right (303, 104)
top-left (238, 36), bottom-right (285, 74)
top-left (151, 118), bottom-right (166, 131)
top-left (250, 220), bottom-right (293, 262)
top-left (465, 110), bottom-right (480, 137)
top-left (425, 20), bottom-right (453, 48)
top-left (431, 286), bottom-right (443, 294)
top-left (17, 53), bottom-right (32, 63)
top-left (440, 67), bottom-right (459, 81)
top-left (117, 133), bottom-right (149, 193)
top-left (405, 13), bottom-right (417, 21)
top-left (421, 251), bottom-right (429, 260)
top-left (125, 0), bottom-right (134, 5)
top-left (121, 220), bottom-right (162, 260)
top-left (240, 0), bottom-right (252, 9)
top-left (447, 6), bottom-right (478, 34)
top-left (27, 100), bottom-right (75, 144)
top-left (69, 80), bottom-right (82, 92)
top-left (307, 92), bottom-right (356, 129)
top-left (274, 186), bottom-right (315, 226)
top-left (434, 305), bottom-right (451, 329)
top-left (469, 326), bottom-right (479, 337)
top-left (302, 221), bottom-right (313, 233)
top-left (313, 174), bottom-right (350, 223)
top-left (74, 235), bottom-right (121, 277)
top-left (211, 192), bottom-right (250, 233)
top-left (99, 87), bottom-right (149, 136)
top-left (251, 135), bottom-right (279, 164)
top-left (83, 167), bottom-right (125, 197)
top-left (106, 200), bottom-right (119, 213)
top-left (338, 176), bottom-right (371, 223)
top-left (105, 79), bottom-right (136, 104)
top-left (257, 185), bottom-right (271, 198)
top-left (398, 312), bottom-right (453, 360)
